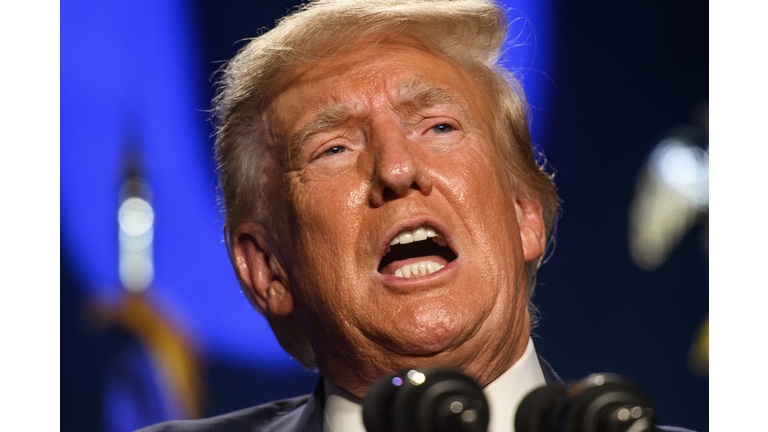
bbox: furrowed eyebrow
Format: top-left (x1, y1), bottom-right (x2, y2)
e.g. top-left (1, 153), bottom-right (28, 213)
top-left (288, 103), bottom-right (358, 160)
top-left (394, 75), bottom-right (466, 115)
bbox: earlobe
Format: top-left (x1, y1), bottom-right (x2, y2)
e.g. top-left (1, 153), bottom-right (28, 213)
top-left (515, 192), bottom-right (547, 263)
top-left (231, 223), bottom-right (295, 317)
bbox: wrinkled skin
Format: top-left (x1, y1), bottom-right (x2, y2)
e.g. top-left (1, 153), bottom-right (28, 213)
top-left (232, 41), bottom-right (546, 398)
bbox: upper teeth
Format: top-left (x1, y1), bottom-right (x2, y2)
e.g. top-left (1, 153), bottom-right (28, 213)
top-left (388, 226), bottom-right (446, 247)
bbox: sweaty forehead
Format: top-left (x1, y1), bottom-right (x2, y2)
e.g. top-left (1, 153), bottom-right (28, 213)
top-left (265, 42), bottom-right (491, 151)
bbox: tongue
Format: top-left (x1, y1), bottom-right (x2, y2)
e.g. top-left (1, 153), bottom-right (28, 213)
top-left (380, 255), bottom-right (449, 276)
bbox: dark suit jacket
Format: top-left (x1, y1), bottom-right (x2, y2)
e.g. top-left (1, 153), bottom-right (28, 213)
top-left (137, 356), bottom-right (694, 432)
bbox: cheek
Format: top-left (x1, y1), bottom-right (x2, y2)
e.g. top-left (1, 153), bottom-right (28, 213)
top-left (432, 148), bottom-right (515, 227)
top-left (291, 176), bottom-right (369, 244)
top-left (284, 174), bottom-right (369, 305)
top-left (430, 146), bottom-right (523, 282)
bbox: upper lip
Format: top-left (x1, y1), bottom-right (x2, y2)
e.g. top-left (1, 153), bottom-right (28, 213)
top-left (375, 216), bottom-right (456, 274)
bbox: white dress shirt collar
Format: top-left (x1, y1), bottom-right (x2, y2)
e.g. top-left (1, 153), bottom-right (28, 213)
top-left (323, 338), bottom-right (545, 432)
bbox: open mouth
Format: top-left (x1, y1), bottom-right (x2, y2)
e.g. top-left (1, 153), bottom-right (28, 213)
top-left (378, 225), bottom-right (457, 278)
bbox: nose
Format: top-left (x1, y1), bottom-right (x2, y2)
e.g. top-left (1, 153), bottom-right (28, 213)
top-left (368, 127), bottom-right (433, 207)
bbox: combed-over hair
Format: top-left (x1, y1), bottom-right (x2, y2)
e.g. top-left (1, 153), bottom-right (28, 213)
top-left (214, 0), bottom-right (559, 368)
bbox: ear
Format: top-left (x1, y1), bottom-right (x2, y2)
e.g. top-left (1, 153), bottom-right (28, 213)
top-left (231, 223), bottom-right (295, 317)
top-left (514, 192), bottom-right (547, 263)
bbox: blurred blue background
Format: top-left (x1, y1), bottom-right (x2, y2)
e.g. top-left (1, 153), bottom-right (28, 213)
top-left (60, 0), bottom-right (708, 431)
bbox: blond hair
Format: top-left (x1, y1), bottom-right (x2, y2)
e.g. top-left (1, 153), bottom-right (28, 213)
top-left (214, 0), bottom-right (559, 368)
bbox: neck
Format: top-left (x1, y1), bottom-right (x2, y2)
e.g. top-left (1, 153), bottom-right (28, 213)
top-left (322, 337), bottom-right (546, 432)
top-left (319, 312), bottom-right (531, 398)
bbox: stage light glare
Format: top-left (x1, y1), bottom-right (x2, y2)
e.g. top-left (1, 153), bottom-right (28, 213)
top-left (649, 138), bottom-right (709, 209)
top-left (629, 133), bottom-right (708, 270)
top-left (118, 197), bottom-right (155, 236)
top-left (118, 196), bottom-right (155, 292)
top-left (407, 370), bottom-right (426, 385)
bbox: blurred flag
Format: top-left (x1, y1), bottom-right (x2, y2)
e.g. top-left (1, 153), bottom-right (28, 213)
top-left (84, 159), bottom-right (204, 431)
top-left (88, 291), bottom-right (204, 431)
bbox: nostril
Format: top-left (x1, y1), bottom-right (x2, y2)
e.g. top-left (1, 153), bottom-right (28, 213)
top-left (379, 182), bottom-right (422, 203)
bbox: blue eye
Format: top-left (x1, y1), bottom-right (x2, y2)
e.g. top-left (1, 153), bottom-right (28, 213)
top-left (323, 146), bottom-right (346, 157)
top-left (432, 124), bottom-right (454, 134)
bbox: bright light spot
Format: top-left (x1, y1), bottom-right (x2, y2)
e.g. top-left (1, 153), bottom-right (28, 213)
top-left (630, 136), bottom-right (709, 270)
top-left (460, 410), bottom-right (477, 423)
top-left (657, 140), bottom-right (698, 186)
top-left (450, 401), bottom-right (464, 413)
top-left (649, 138), bottom-right (709, 209)
top-left (392, 377), bottom-right (403, 386)
top-left (118, 196), bottom-right (155, 292)
top-left (594, 374), bottom-right (605, 386)
top-left (407, 370), bottom-right (425, 385)
top-left (118, 197), bottom-right (155, 236)
top-left (617, 408), bottom-right (630, 421)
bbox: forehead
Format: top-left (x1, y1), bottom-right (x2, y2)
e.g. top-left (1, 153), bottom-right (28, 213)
top-left (267, 41), bottom-right (493, 146)
top-left (283, 41), bottom-right (469, 91)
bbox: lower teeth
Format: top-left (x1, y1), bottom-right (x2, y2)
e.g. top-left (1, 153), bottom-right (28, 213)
top-left (393, 261), bottom-right (444, 278)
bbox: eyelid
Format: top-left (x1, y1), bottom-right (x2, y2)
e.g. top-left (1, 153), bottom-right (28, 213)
top-left (309, 140), bottom-right (354, 163)
top-left (421, 117), bottom-right (460, 135)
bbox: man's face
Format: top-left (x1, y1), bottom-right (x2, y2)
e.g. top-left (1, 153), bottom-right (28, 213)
top-left (261, 41), bottom-right (543, 393)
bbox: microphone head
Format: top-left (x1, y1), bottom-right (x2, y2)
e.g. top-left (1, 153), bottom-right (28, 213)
top-left (363, 371), bottom-right (401, 432)
top-left (363, 367), bottom-right (489, 432)
top-left (566, 373), bottom-right (656, 432)
top-left (515, 382), bottom-right (567, 432)
top-left (516, 373), bottom-right (656, 432)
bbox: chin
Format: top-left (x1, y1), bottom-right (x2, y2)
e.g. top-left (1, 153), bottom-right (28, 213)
top-left (383, 298), bottom-right (474, 357)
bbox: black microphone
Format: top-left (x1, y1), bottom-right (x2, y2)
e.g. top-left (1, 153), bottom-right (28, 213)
top-left (363, 367), bottom-right (490, 432)
top-left (515, 373), bottom-right (656, 432)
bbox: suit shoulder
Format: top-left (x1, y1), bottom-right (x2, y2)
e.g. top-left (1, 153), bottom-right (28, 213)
top-left (136, 394), bottom-right (312, 432)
